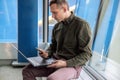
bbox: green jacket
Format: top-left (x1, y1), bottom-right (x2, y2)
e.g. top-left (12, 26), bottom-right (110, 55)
top-left (47, 13), bottom-right (92, 67)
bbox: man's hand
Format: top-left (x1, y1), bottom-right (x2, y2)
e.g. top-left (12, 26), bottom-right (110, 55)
top-left (47, 60), bottom-right (67, 68)
top-left (37, 48), bottom-right (48, 58)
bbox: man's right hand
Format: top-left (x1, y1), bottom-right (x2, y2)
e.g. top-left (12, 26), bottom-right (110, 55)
top-left (37, 48), bottom-right (48, 58)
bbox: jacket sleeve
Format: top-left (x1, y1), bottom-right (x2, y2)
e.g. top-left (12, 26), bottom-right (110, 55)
top-left (66, 22), bottom-right (92, 67)
top-left (46, 25), bottom-right (57, 57)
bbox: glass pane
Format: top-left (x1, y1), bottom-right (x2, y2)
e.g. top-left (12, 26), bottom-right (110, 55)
top-left (89, 0), bottom-right (120, 79)
top-left (0, 0), bottom-right (17, 43)
top-left (75, 0), bottom-right (101, 34)
top-left (38, 0), bottom-right (43, 42)
top-left (0, 0), bottom-right (17, 60)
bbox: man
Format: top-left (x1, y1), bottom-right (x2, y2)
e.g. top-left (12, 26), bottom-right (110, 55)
top-left (22, 0), bottom-right (92, 80)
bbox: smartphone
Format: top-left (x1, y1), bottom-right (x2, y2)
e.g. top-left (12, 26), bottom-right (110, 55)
top-left (36, 48), bottom-right (43, 53)
top-left (36, 48), bottom-right (42, 51)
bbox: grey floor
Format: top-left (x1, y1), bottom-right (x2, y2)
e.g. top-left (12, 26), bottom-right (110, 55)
top-left (0, 66), bottom-right (23, 80)
top-left (0, 65), bottom-right (47, 80)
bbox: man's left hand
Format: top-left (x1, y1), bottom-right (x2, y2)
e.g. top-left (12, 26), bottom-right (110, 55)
top-left (47, 60), bottom-right (67, 68)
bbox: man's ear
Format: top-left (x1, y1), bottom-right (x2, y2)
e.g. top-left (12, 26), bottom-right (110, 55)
top-left (62, 4), bottom-right (68, 12)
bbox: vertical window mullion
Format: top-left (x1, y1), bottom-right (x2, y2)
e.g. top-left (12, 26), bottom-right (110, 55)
top-left (43, 0), bottom-right (49, 43)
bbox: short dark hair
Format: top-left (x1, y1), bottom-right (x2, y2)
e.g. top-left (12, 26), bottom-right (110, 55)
top-left (49, 0), bottom-right (69, 10)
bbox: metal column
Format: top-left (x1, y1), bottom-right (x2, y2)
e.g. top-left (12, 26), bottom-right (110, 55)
top-left (43, 0), bottom-right (49, 43)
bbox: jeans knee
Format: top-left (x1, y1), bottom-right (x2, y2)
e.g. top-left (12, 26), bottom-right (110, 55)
top-left (22, 67), bottom-right (30, 76)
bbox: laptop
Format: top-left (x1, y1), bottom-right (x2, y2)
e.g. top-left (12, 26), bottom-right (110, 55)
top-left (11, 44), bottom-right (55, 67)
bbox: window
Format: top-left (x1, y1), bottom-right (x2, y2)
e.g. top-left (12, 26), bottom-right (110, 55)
top-left (75, 0), bottom-right (101, 33)
top-left (38, 0), bottom-right (43, 42)
top-left (90, 0), bottom-right (120, 79)
top-left (0, 0), bottom-right (17, 43)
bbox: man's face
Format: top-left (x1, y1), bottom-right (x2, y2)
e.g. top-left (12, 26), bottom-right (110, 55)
top-left (50, 4), bottom-right (65, 22)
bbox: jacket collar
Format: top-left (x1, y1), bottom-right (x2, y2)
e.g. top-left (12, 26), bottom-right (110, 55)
top-left (62, 12), bottom-right (74, 25)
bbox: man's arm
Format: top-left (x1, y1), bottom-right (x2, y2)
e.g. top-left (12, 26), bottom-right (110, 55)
top-left (46, 25), bottom-right (57, 57)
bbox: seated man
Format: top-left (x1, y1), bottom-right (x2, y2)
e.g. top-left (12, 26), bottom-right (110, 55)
top-left (22, 0), bottom-right (92, 80)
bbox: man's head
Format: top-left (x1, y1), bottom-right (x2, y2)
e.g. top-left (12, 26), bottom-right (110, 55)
top-left (49, 0), bottom-right (70, 22)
